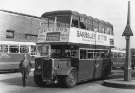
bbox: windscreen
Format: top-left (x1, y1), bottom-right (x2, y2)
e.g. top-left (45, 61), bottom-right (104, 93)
top-left (37, 44), bottom-right (50, 57)
top-left (51, 45), bottom-right (78, 58)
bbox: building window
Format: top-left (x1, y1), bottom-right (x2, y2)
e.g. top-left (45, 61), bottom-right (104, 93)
top-left (6, 30), bottom-right (14, 38)
top-left (25, 34), bottom-right (37, 40)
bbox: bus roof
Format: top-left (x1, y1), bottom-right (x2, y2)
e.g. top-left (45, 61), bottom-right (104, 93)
top-left (0, 41), bottom-right (36, 45)
top-left (42, 10), bottom-right (78, 17)
top-left (41, 10), bottom-right (113, 26)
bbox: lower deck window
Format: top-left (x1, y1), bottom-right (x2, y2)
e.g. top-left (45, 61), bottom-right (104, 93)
top-left (0, 44), bottom-right (8, 53)
top-left (20, 45), bottom-right (29, 53)
top-left (80, 49), bottom-right (109, 60)
top-left (88, 52), bottom-right (93, 59)
top-left (9, 45), bottom-right (19, 53)
top-left (80, 49), bottom-right (87, 59)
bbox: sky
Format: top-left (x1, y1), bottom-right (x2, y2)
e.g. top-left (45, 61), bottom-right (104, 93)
top-left (0, 0), bottom-right (135, 49)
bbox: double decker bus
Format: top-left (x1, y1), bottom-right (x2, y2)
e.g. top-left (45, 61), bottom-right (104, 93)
top-left (0, 41), bottom-right (36, 71)
top-left (34, 10), bottom-right (114, 87)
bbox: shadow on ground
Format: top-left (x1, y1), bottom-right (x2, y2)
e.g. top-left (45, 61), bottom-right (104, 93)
top-left (0, 75), bottom-right (104, 88)
top-left (0, 75), bottom-right (37, 87)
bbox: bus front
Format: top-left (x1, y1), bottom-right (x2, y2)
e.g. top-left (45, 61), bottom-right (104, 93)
top-left (34, 13), bottom-right (78, 88)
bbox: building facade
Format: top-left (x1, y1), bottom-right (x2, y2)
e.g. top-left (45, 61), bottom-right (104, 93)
top-left (0, 10), bottom-right (44, 42)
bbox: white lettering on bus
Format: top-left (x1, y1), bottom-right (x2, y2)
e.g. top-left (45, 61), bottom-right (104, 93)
top-left (98, 35), bottom-right (107, 41)
top-left (77, 31), bottom-right (96, 39)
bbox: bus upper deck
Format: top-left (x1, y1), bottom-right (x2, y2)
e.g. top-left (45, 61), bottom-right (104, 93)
top-left (38, 10), bottom-right (114, 47)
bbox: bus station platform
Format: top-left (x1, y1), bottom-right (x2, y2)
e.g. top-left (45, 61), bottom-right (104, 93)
top-left (103, 78), bottom-right (135, 89)
top-left (103, 70), bottom-right (135, 89)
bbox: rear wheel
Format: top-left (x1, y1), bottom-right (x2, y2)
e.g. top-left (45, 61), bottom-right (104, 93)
top-left (64, 70), bottom-right (77, 88)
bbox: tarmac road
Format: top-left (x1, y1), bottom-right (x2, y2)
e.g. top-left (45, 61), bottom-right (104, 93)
top-left (0, 70), bottom-right (135, 93)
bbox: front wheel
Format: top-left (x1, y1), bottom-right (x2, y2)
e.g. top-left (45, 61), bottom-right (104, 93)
top-left (34, 74), bottom-right (46, 87)
top-left (64, 70), bottom-right (77, 88)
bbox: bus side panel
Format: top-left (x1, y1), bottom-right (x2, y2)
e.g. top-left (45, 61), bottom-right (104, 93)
top-left (0, 53), bottom-right (35, 71)
top-left (78, 60), bottom-right (95, 81)
top-left (0, 53), bottom-right (22, 70)
top-left (102, 58), bottom-right (112, 78)
top-left (94, 59), bottom-right (103, 79)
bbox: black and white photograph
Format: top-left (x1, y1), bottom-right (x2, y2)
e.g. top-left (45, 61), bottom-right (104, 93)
top-left (0, 0), bottom-right (135, 93)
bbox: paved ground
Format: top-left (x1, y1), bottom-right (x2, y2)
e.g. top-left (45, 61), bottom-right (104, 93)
top-left (0, 70), bottom-right (135, 93)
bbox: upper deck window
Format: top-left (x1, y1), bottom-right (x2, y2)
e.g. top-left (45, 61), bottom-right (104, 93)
top-left (71, 15), bottom-right (79, 28)
top-left (105, 26), bottom-right (110, 35)
top-left (57, 15), bottom-right (70, 24)
top-left (104, 24), bottom-right (113, 35)
top-left (93, 20), bottom-right (99, 32)
top-left (79, 17), bottom-right (86, 29)
top-left (43, 15), bottom-right (70, 31)
top-left (86, 17), bottom-right (93, 31)
top-left (48, 17), bottom-right (55, 28)
top-left (99, 22), bottom-right (105, 33)
top-left (110, 27), bottom-right (114, 35)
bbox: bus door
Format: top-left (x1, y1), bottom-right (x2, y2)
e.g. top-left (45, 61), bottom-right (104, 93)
top-left (78, 49), bottom-right (95, 81)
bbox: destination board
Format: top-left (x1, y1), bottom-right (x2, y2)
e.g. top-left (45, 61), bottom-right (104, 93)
top-left (46, 32), bottom-right (60, 41)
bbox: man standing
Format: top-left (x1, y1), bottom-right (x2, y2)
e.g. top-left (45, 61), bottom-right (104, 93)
top-left (19, 53), bottom-right (32, 87)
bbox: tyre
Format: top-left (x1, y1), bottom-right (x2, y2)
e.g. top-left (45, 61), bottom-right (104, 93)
top-left (63, 70), bottom-right (77, 88)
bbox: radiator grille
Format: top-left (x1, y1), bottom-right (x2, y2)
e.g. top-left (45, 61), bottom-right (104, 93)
top-left (42, 59), bottom-right (53, 80)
